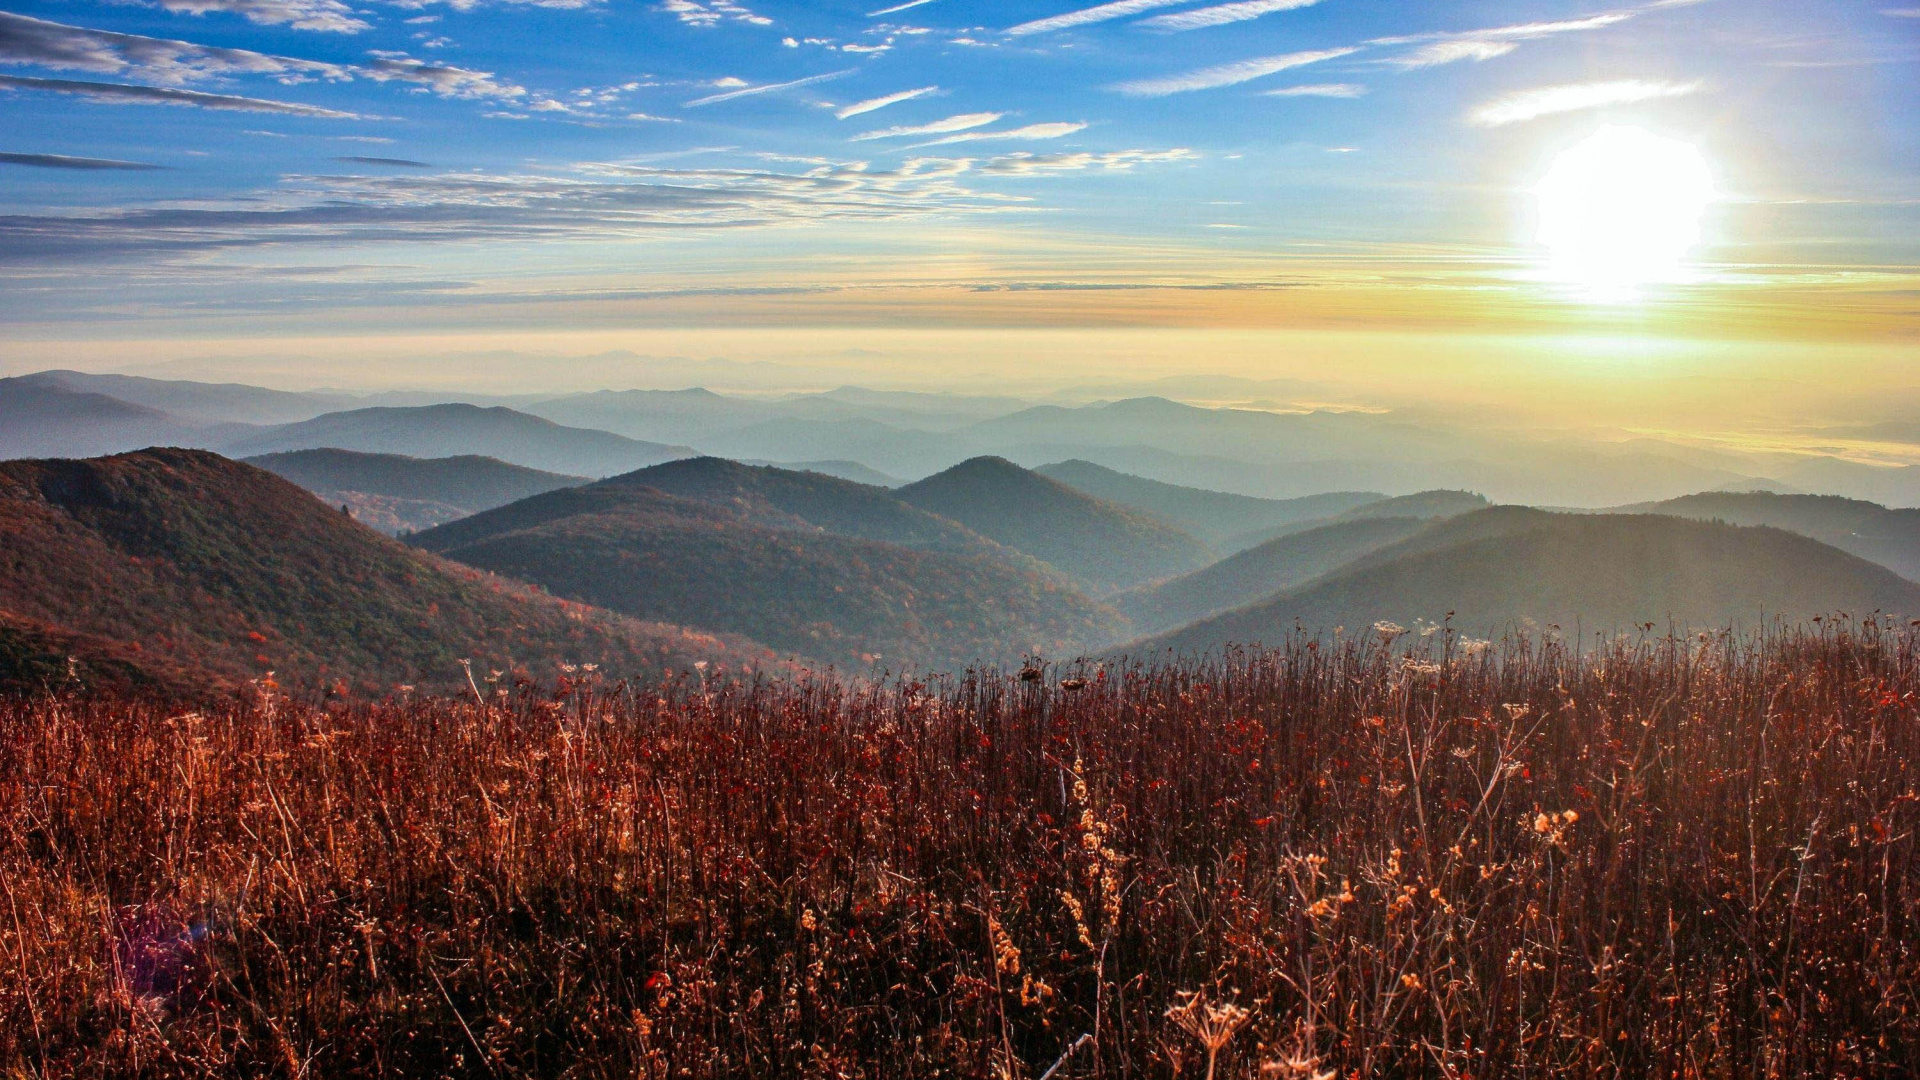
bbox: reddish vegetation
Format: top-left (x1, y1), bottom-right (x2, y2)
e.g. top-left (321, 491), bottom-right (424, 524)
top-left (2, 623), bottom-right (1916, 1077)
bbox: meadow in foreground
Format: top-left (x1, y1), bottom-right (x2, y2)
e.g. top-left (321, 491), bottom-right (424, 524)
top-left (2, 624), bottom-right (1915, 1078)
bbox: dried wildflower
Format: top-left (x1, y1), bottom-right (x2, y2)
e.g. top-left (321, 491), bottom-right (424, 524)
top-left (1166, 990), bottom-right (1254, 1080)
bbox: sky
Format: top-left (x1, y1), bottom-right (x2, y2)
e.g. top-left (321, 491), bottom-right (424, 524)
top-left (0, 0), bottom-right (1914, 401)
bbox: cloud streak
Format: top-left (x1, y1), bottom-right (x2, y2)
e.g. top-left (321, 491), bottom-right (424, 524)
top-left (1005, 0), bottom-right (1186, 37)
top-left (0, 151), bottom-right (165, 170)
top-left (835, 85), bottom-right (936, 119)
top-left (683, 69), bottom-right (852, 106)
top-left (852, 111), bottom-right (1000, 140)
top-left (1469, 78), bottom-right (1704, 126)
top-left (0, 14), bottom-right (526, 99)
top-left (1263, 83), bottom-right (1365, 97)
top-left (0, 73), bottom-right (363, 117)
top-left (1112, 47), bottom-right (1358, 96)
top-left (1137, 0), bottom-right (1326, 32)
top-left (913, 121), bottom-right (1088, 147)
top-left (147, 0), bottom-right (371, 33)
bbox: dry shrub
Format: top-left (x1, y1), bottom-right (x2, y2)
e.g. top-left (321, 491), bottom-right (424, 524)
top-left (1, 621), bottom-right (1917, 1077)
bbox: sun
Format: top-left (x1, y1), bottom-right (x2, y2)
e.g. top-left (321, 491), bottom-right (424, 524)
top-left (1534, 125), bottom-right (1714, 302)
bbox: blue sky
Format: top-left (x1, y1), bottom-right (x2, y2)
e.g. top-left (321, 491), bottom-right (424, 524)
top-left (0, 0), bottom-right (1914, 386)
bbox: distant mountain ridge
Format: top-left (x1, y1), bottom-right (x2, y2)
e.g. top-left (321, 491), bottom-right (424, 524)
top-left (895, 456), bottom-right (1213, 594)
top-left (247, 448), bottom-right (588, 533)
top-left (1614, 490), bottom-right (1920, 583)
top-left (1221, 489), bottom-right (1490, 551)
top-left (1116, 517), bottom-right (1428, 636)
top-left (1036, 459), bottom-right (1382, 549)
top-left (0, 449), bottom-right (773, 693)
top-left (412, 461), bottom-right (1126, 670)
top-left (1131, 509), bottom-right (1920, 656)
top-left (223, 404), bottom-right (696, 478)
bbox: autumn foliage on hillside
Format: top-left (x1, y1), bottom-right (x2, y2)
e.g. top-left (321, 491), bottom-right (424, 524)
top-left (2, 622), bottom-right (1917, 1077)
top-left (0, 449), bottom-right (773, 693)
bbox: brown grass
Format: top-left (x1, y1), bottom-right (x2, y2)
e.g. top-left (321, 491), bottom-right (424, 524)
top-left (2, 622), bottom-right (1916, 1077)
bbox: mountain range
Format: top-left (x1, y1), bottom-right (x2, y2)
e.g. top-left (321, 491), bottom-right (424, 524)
top-left (8, 367), bottom-right (1920, 508)
top-left (1131, 508), bottom-right (1920, 656)
top-left (410, 458), bottom-right (1125, 670)
top-left (246, 449), bottom-right (588, 535)
top-left (894, 457), bottom-right (1213, 595)
top-left (0, 449), bottom-right (773, 695)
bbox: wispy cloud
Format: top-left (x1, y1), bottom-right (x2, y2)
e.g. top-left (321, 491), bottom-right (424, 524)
top-left (147, 0), bottom-right (370, 33)
top-left (0, 14), bottom-right (525, 98)
top-left (914, 121), bottom-right (1088, 146)
top-left (1006, 0), bottom-right (1186, 37)
top-left (1880, 5), bottom-right (1920, 14)
top-left (1469, 78), bottom-right (1704, 127)
top-left (1388, 40), bottom-right (1517, 68)
top-left (867, 0), bottom-right (939, 14)
top-left (1111, 46), bottom-right (1358, 96)
top-left (1263, 82), bottom-right (1365, 97)
top-left (683, 69), bottom-right (852, 106)
top-left (335, 155), bottom-right (432, 166)
top-left (0, 73), bottom-right (363, 117)
top-left (1138, 0), bottom-right (1326, 33)
top-left (1376, 11), bottom-right (1644, 69)
top-left (0, 151), bottom-right (166, 170)
top-left (835, 85), bottom-right (936, 118)
top-left (978, 148), bottom-right (1196, 174)
top-left (852, 111), bottom-right (1000, 140)
top-left (0, 11), bottom-right (348, 83)
top-left (659, 0), bottom-right (772, 28)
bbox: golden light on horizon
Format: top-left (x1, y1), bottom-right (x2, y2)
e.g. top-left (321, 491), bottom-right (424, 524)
top-left (1535, 125), bottom-right (1715, 303)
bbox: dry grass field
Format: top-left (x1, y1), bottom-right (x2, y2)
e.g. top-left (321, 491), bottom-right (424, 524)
top-left (2, 622), bottom-right (1916, 1078)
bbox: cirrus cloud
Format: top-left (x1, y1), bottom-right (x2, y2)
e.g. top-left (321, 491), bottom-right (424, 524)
top-left (1469, 78), bottom-right (1704, 126)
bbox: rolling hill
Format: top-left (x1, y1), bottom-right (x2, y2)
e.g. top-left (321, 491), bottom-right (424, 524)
top-left (893, 456), bottom-right (1212, 594)
top-left (1036, 459), bottom-right (1382, 549)
top-left (220, 404), bottom-right (696, 478)
top-left (246, 449), bottom-right (587, 534)
top-left (1221, 489), bottom-right (1490, 551)
top-left (1115, 517), bottom-right (1428, 636)
top-left (0, 449), bottom-right (774, 693)
top-left (411, 474), bottom-right (1126, 671)
top-left (1617, 490), bottom-right (1920, 582)
top-left (0, 379), bottom-right (233, 460)
top-left (1131, 509), bottom-right (1920, 656)
top-left (7, 369), bottom-right (348, 425)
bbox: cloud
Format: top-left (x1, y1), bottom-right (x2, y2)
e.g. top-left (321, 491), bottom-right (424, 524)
top-left (1138, 0), bottom-right (1326, 32)
top-left (852, 111), bottom-right (1000, 140)
top-left (867, 0), bottom-right (940, 14)
top-left (978, 148), bottom-right (1196, 174)
top-left (1387, 40), bottom-right (1516, 68)
top-left (0, 14), bottom-right (524, 99)
top-left (335, 155), bottom-right (432, 166)
top-left (835, 85), bottom-right (936, 119)
top-left (358, 55), bottom-right (525, 99)
top-left (145, 0), bottom-right (371, 33)
top-left (683, 69), bottom-right (852, 106)
top-left (0, 11), bottom-right (349, 83)
top-left (1263, 82), bottom-right (1365, 97)
top-left (1376, 11), bottom-right (1644, 69)
top-left (1468, 78), bottom-right (1704, 126)
top-left (659, 0), bottom-right (772, 27)
top-left (0, 73), bottom-right (363, 117)
top-left (1111, 46), bottom-right (1358, 96)
top-left (914, 121), bottom-right (1087, 147)
top-left (1880, 5), bottom-right (1920, 14)
top-left (0, 160), bottom-right (1031, 264)
top-left (0, 151), bottom-right (165, 170)
top-left (1006, 0), bottom-right (1186, 37)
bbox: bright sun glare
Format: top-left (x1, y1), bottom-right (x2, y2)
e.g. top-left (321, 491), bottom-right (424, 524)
top-left (1535, 125), bottom-right (1715, 303)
